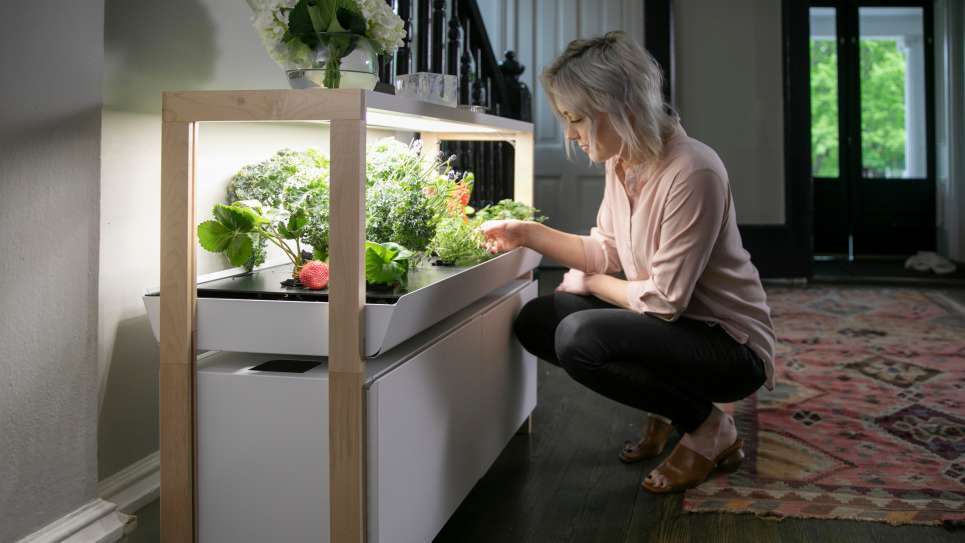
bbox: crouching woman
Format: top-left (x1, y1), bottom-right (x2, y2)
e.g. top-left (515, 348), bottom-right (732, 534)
top-left (480, 32), bottom-right (775, 493)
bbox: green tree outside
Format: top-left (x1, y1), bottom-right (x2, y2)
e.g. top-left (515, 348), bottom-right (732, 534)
top-left (810, 38), bottom-right (908, 178)
top-left (810, 38), bottom-right (839, 177)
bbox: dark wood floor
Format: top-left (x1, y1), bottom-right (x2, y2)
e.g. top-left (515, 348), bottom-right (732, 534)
top-left (433, 270), bottom-right (962, 543)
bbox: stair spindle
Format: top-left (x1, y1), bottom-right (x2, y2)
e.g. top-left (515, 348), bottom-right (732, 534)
top-left (431, 0), bottom-right (446, 73)
top-left (447, 0), bottom-right (460, 76)
top-left (396, 0), bottom-right (412, 75)
top-left (416, 0), bottom-right (430, 72)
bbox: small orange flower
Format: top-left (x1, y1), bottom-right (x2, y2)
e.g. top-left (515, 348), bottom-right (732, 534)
top-left (447, 182), bottom-right (472, 217)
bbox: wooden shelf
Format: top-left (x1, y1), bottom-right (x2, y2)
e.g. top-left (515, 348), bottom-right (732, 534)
top-left (163, 88), bottom-right (533, 133)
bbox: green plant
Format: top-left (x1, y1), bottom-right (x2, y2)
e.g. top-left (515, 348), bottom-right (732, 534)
top-left (301, 179), bottom-right (331, 261)
top-left (228, 148), bottom-right (328, 207)
top-left (198, 201), bottom-right (308, 275)
top-left (226, 148), bottom-right (328, 270)
top-left (365, 241), bottom-right (413, 288)
top-left (473, 199), bottom-right (546, 222)
top-left (364, 139), bottom-right (464, 253)
top-left (429, 216), bottom-right (491, 267)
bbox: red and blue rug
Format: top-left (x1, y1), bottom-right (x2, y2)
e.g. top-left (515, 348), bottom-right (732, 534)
top-left (683, 287), bottom-right (965, 526)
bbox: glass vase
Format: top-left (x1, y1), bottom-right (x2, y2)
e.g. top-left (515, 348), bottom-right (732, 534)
top-left (287, 32), bottom-right (379, 90)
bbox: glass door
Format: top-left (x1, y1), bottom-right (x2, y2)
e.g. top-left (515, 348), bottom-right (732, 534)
top-left (810, 1), bottom-right (935, 257)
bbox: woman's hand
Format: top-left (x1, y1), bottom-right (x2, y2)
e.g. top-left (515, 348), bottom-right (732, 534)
top-left (556, 268), bottom-right (591, 295)
top-left (480, 219), bottom-right (530, 254)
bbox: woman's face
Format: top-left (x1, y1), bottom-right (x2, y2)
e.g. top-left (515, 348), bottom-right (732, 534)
top-left (561, 110), bottom-right (623, 163)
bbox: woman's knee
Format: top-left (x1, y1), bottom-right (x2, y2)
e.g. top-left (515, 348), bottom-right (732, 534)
top-left (513, 295), bottom-right (556, 361)
top-left (513, 295), bottom-right (549, 340)
top-left (554, 311), bottom-right (608, 371)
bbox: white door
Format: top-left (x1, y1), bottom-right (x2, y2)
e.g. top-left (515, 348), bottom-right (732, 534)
top-left (480, 1), bottom-right (645, 261)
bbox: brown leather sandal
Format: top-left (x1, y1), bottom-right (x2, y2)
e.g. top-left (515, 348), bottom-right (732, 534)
top-left (641, 438), bottom-right (744, 494)
top-left (619, 416), bottom-right (674, 464)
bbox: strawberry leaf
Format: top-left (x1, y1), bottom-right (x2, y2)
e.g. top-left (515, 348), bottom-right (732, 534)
top-left (197, 221), bottom-right (232, 252)
top-left (225, 234), bottom-right (254, 266)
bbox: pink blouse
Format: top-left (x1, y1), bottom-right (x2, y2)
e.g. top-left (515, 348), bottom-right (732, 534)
top-left (580, 125), bottom-right (776, 390)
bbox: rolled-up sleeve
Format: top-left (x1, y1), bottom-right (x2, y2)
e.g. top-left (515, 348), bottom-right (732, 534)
top-left (580, 187), bottom-right (622, 275)
top-left (627, 168), bottom-right (727, 320)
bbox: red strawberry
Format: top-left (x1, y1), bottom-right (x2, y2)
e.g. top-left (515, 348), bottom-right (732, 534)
top-left (299, 261), bottom-right (329, 290)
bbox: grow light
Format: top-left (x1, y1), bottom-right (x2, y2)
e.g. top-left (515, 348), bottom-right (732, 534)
top-left (365, 109), bottom-right (502, 133)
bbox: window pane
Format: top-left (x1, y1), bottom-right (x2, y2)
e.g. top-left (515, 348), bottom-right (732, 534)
top-left (859, 7), bottom-right (926, 178)
top-left (810, 7), bottom-right (839, 178)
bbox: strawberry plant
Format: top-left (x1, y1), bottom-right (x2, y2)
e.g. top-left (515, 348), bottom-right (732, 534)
top-left (198, 201), bottom-right (309, 277)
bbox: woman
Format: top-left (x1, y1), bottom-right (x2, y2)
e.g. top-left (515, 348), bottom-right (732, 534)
top-left (480, 32), bottom-right (775, 494)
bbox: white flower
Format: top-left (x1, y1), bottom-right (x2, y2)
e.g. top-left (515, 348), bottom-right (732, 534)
top-left (355, 0), bottom-right (406, 54)
top-left (250, 0), bottom-right (406, 68)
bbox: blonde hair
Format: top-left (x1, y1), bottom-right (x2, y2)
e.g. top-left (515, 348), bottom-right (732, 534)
top-left (540, 31), bottom-right (678, 165)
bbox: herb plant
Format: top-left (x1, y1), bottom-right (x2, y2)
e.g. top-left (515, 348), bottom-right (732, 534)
top-left (429, 216), bottom-right (491, 267)
top-left (364, 139), bottom-right (464, 253)
top-left (473, 199), bottom-right (546, 223)
top-left (364, 241), bottom-right (413, 288)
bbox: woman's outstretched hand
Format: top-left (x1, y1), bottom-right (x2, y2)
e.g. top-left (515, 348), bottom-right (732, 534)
top-left (480, 219), bottom-right (529, 254)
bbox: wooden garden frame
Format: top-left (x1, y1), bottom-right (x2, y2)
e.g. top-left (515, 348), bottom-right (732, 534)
top-left (158, 88), bottom-right (533, 543)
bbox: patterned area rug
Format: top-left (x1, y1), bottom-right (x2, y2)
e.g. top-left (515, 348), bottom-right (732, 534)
top-left (683, 287), bottom-right (965, 526)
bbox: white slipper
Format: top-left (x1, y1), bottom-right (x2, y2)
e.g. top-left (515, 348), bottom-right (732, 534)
top-left (904, 251), bottom-right (932, 272)
top-left (932, 255), bottom-right (957, 275)
top-left (905, 251), bottom-right (958, 274)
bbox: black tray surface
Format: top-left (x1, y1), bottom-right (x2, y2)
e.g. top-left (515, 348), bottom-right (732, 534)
top-left (193, 263), bottom-right (469, 304)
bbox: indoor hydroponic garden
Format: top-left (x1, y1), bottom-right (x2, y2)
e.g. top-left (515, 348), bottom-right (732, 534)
top-left (194, 137), bottom-right (544, 302)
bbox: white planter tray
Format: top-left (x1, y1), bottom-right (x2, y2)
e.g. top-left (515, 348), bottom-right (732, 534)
top-left (143, 248), bottom-right (541, 357)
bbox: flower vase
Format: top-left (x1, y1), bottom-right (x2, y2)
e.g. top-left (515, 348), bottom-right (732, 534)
top-left (287, 32), bottom-right (379, 90)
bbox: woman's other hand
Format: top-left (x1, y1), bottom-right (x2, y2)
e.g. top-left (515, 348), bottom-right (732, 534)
top-left (556, 268), bottom-right (591, 295)
top-left (480, 219), bottom-right (529, 254)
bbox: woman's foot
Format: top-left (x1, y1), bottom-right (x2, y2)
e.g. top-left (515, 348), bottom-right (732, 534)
top-left (644, 407), bottom-right (739, 491)
top-left (619, 415), bottom-right (673, 463)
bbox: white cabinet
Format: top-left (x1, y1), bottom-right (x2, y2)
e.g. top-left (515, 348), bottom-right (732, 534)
top-left (476, 283), bottom-right (538, 474)
top-left (196, 280), bottom-right (537, 543)
top-left (367, 316), bottom-right (482, 543)
top-left (366, 280), bottom-right (537, 543)
top-left (197, 357), bottom-right (329, 542)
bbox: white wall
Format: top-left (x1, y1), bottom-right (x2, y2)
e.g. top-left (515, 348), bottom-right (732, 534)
top-left (0, 2), bottom-right (104, 540)
top-left (673, 0), bottom-right (787, 225)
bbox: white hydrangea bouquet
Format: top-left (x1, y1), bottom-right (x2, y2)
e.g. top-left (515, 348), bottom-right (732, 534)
top-left (251, 0), bottom-right (406, 89)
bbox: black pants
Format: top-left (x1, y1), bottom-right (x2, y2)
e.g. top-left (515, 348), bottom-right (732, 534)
top-left (514, 292), bottom-right (766, 434)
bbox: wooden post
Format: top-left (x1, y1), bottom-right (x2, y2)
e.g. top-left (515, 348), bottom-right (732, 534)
top-left (328, 117), bottom-right (367, 543)
top-left (513, 131), bottom-right (533, 206)
top-left (159, 120), bottom-right (198, 542)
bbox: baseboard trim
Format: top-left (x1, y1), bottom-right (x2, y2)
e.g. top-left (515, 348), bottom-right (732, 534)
top-left (15, 499), bottom-right (130, 543)
top-left (97, 451), bottom-right (160, 514)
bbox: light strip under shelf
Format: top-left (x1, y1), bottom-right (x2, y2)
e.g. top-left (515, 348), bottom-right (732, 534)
top-left (365, 109), bottom-right (502, 133)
